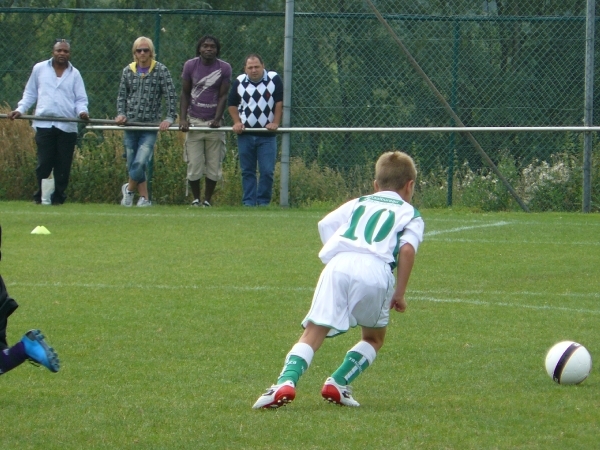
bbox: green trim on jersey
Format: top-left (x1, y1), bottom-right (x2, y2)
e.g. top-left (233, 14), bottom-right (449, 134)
top-left (359, 195), bottom-right (405, 206)
top-left (391, 230), bottom-right (403, 270)
top-left (413, 208), bottom-right (421, 219)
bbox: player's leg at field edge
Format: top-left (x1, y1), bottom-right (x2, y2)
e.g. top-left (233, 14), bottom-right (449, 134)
top-left (0, 341), bottom-right (27, 374)
top-left (276, 322), bottom-right (330, 385)
top-left (330, 326), bottom-right (386, 385)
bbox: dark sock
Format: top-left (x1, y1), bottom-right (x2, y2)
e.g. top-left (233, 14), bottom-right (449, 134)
top-left (205, 178), bottom-right (217, 203)
top-left (0, 341), bottom-right (27, 375)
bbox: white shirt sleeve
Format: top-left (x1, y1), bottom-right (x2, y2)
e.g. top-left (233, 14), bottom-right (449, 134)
top-left (399, 216), bottom-right (425, 253)
top-left (16, 64), bottom-right (40, 114)
top-left (317, 199), bottom-right (357, 245)
top-left (73, 69), bottom-right (89, 115)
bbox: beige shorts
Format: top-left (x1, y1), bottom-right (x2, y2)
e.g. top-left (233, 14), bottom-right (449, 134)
top-left (302, 252), bottom-right (395, 337)
top-left (183, 117), bottom-right (226, 181)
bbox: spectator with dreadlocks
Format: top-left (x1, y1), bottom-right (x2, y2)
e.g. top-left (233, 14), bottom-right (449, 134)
top-left (179, 35), bottom-right (232, 207)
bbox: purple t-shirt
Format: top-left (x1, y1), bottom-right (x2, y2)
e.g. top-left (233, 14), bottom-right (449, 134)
top-left (181, 57), bottom-right (232, 120)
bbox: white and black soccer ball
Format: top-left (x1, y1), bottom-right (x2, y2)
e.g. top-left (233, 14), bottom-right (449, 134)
top-left (545, 341), bottom-right (592, 385)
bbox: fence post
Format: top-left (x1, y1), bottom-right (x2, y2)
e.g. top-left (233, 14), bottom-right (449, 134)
top-left (583, 0), bottom-right (595, 213)
top-left (280, 0), bottom-right (294, 207)
top-left (147, 10), bottom-right (162, 202)
top-left (447, 20), bottom-right (460, 207)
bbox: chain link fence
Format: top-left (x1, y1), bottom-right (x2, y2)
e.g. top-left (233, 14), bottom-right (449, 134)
top-left (0, 1), bottom-right (598, 210)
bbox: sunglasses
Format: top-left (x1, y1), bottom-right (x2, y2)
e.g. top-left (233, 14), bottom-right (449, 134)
top-left (135, 48), bottom-right (151, 54)
top-left (55, 38), bottom-right (71, 44)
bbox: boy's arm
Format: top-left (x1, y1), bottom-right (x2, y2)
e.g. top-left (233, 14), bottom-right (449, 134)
top-left (160, 66), bottom-right (178, 130)
top-left (16, 65), bottom-right (40, 114)
top-left (390, 243), bottom-right (415, 313)
top-left (210, 78), bottom-right (231, 128)
top-left (318, 199), bottom-right (356, 244)
top-left (179, 77), bottom-right (192, 131)
top-left (73, 70), bottom-right (89, 117)
top-left (116, 69), bottom-right (128, 121)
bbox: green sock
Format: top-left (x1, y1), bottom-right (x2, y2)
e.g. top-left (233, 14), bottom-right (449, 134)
top-left (277, 355), bottom-right (308, 385)
top-left (331, 351), bottom-right (370, 385)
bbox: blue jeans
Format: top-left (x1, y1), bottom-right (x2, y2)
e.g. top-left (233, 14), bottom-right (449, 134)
top-left (237, 134), bottom-right (277, 206)
top-left (123, 130), bottom-right (158, 183)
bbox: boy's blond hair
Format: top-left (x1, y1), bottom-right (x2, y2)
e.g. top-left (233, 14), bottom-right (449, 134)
top-left (375, 151), bottom-right (417, 192)
top-left (132, 36), bottom-right (155, 61)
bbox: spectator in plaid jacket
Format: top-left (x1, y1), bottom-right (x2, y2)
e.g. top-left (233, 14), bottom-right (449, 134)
top-left (115, 36), bottom-right (177, 207)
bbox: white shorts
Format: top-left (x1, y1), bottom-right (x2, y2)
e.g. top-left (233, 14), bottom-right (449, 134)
top-left (183, 117), bottom-right (226, 181)
top-left (302, 252), bottom-right (395, 337)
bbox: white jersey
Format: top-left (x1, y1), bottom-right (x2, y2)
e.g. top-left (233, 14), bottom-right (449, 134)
top-left (317, 191), bottom-right (424, 267)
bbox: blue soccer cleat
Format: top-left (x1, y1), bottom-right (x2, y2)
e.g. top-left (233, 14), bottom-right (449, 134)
top-left (21, 329), bottom-right (60, 373)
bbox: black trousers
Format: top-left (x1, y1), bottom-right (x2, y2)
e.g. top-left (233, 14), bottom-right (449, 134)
top-left (0, 275), bottom-right (18, 350)
top-left (33, 127), bottom-right (78, 204)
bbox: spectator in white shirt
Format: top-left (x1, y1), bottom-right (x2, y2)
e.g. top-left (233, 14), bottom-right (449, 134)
top-left (8, 39), bottom-right (89, 205)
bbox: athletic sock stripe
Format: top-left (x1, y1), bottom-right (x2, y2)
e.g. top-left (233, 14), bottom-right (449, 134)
top-left (553, 343), bottom-right (580, 384)
top-left (343, 356), bottom-right (369, 382)
top-left (344, 366), bottom-right (359, 382)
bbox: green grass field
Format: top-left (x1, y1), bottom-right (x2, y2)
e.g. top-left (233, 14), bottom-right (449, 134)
top-left (1, 201), bottom-right (599, 449)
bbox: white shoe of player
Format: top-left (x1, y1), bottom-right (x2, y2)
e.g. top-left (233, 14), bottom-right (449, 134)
top-left (252, 381), bottom-right (296, 409)
top-left (321, 377), bottom-right (360, 407)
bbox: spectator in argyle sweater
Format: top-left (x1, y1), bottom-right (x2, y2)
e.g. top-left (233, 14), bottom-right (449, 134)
top-left (228, 54), bottom-right (283, 206)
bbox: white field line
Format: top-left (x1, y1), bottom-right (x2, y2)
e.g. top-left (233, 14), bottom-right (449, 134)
top-left (426, 221), bottom-right (510, 236)
top-left (410, 295), bottom-right (600, 315)
top-left (7, 281), bottom-right (600, 314)
top-left (4, 207), bottom-right (600, 227)
top-left (7, 281), bottom-right (313, 292)
top-left (3, 210), bottom-right (315, 219)
top-left (425, 237), bottom-right (600, 245)
top-left (411, 288), bottom-right (600, 299)
top-left (6, 217), bottom-right (598, 314)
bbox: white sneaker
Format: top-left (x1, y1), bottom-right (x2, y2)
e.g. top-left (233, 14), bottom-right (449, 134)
top-left (321, 377), bottom-right (360, 407)
top-left (137, 197), bottom-right (152, 207)
top-left (252, 381), bottom-right (296, 409)
top-left (121, 183), bottom-right (134, 207)
top-left (191, 199), bottom-right (201, 207)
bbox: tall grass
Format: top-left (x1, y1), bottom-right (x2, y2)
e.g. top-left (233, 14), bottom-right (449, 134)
top-left (0, 104), bottom-right (37, 199)
top-left (1, 105), bottom-right (598, 211)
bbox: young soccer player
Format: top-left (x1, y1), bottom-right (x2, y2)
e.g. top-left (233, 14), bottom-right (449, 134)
top-left (0, 226), bottom-right (60, 376)
top-left (253, 151), bottom-right (424, 408)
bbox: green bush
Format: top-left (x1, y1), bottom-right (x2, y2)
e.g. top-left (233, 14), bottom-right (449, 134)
top-left (456, 151), bottom-right (520, 212)
top-left (520, 152), bottom-right (582, 212)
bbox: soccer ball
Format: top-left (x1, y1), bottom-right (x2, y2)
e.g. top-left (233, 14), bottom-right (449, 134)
top-left (545, 341), bottom-right (592, 385)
